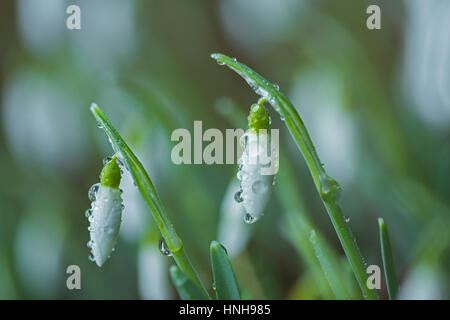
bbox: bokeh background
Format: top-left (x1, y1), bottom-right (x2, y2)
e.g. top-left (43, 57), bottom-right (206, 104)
top-left (0, 0), bottom-right (449, 299)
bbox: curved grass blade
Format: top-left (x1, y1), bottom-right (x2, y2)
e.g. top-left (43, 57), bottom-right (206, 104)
top-left (378, 218), bottom-right (398, 299)
top-left (210, 241), bottom-right (241, 300)
top-left (309, 230), bottom-right (350, 299)
top-left (211, 53), bottom-right (377, 299)
top-left (170, 265), bottom-right (209, 300)
top-left (90, 103), bottom-right (209, 298)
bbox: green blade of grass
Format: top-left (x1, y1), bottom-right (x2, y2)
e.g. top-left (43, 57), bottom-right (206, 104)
top-left (90, 103), bottom-right (209, 298)
top-left (378, 218), bottom-right (398, 299)
top-left (309, 230), bottom-right (350, 299)
top-left (211, 53), bottom-right (377, 299)
top-left (170, 265), bottom-right (208, 300)
top-left (210, 241), bottom-right (241, 300)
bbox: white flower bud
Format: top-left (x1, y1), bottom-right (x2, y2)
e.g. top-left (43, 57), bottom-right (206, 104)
top-left (86, 156), bottom-right (123, 267)
top-left (235, 99), bottom-right (277, 224)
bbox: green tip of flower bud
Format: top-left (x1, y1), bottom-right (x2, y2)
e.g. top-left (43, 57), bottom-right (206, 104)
top-left (100, 156), bottom-right (121, 189)
top-left (248, 98), bottom-right (270, 133)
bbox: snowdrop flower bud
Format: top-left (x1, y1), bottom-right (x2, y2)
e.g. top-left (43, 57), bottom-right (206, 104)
top-left (86, 155), bottom-right (123, 267)
top-left (235, 98), bottom-right (277, 224)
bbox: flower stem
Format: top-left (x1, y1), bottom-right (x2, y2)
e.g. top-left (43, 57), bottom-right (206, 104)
top-left (91, 103), bottom-right (210, 299)
top-left (211, 53), bottom-right (378, 299)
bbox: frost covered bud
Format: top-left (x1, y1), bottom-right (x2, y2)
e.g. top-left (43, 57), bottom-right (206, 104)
top-left (86, 156), bottom-right (123, 267)
top-left (235, 98), bottom-right (278, 224)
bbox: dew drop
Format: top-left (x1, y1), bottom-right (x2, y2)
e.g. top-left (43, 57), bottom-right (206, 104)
top-left (85, 209), bottom-right (92, 218)
top-left (344, 216), bottom-right (350, 223)
top-left (88, 183), bottom-right (100, 202)
top-left (244, 213), bottom-right (256, 224)
top-left (102, 156), bottom-right (112, 165)
top-left (319, 173), bottom-right (341, 203)
top-left (212, 283), bottom-right (216, 291)
top-left (158, 237), bottom-right (173, 257)
top-left (87, 240), bottom-right (93, 248)
top-left (272, 83), bottom-right (280, 91)
top-left (234, 190), bottom-right (243, 203)
top-left (251, 180), bottom-right (268, 194)
top-left (88, 253), bottom-right (95, 262)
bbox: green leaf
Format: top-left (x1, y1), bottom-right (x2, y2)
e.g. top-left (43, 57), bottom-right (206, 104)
top-left (378, 218), bottom-right (399, 299)
top-left (90, 103), bottom-right (209, 298)
top-left (309, 230), bottom-right (350, 299)
top-left (170, 265), bottom-right (209, 300)
top-left (210, 241), bottom-right (241, 300)
top-left (211, 53), bottom-right (378, 300)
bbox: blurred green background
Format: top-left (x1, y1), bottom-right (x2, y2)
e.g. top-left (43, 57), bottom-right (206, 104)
top-left (0, 0), bottom-right (449, 299)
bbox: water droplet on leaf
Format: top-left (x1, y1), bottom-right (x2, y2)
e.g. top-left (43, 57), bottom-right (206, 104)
top-left (319, 174), bottom-right (341, 203)
top-left (158, 237), bottom-right (173, 257)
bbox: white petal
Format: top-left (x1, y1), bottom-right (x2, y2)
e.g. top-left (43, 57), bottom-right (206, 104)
top-left (238, 132), bottom-right (274, 221)
top-left (89, 186), bottom-right (123, 267)
top-left (218, 180), bottom-right (251, 257)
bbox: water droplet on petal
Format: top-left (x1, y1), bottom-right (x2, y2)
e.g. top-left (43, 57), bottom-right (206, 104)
top-left (251, 180), bottom-right (268, 194)
top-left (158, 237), bottom-right (173, 257)
top-left (88, 183), bottom-right (100, 202)
top-left (234, 190), bottom-right (243, 203)
top-left (85, 209), bottom-right (92, 218)
top-left (244, 213), bottom-right (256, 224)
